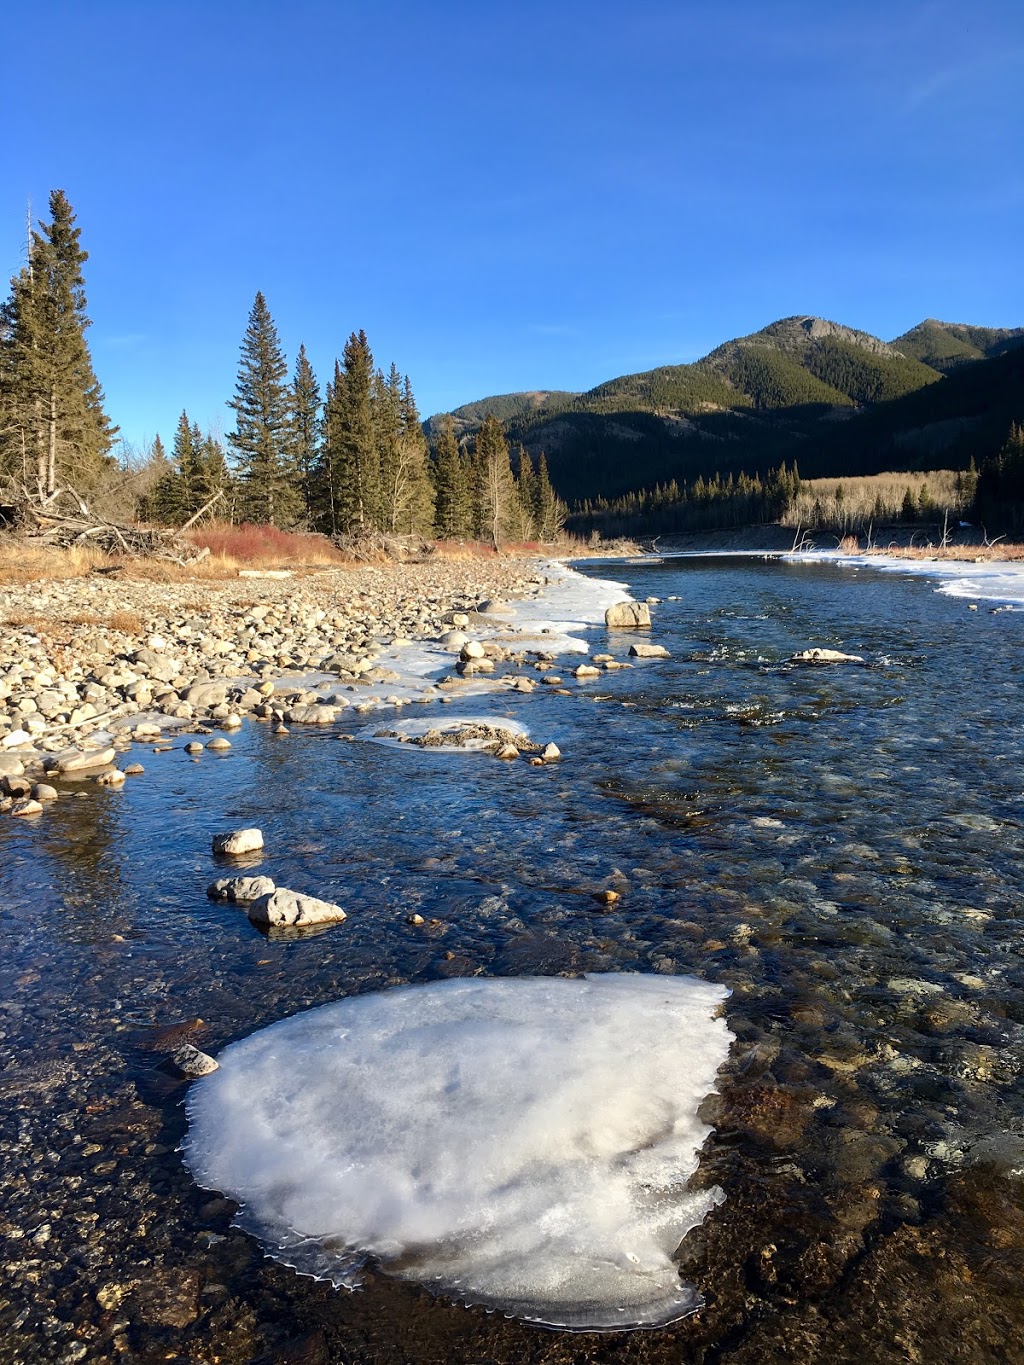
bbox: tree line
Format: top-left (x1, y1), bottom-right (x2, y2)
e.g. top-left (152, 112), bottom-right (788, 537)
top-left (0, 192), bottom-right (566, 545)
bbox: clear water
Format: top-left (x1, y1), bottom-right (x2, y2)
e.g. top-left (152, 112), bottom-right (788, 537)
top-left (2, 554), bottom-right (1023, 1364)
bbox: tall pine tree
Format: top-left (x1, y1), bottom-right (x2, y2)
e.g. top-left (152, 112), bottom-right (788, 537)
top-left (432, 413), bottom-right (473, 539)
top-left (228, 292), bottom-right (300, 526)
top-left (0, 190), bottom-right (117, 494)
top-left (513, 444), bottom-right (537, 541)
top-left (535, 451), bottom-right (565, 541)
top-left (320, 330), bottom-right (378, 534)
top-left (289, 343), bottom-right (320, 524)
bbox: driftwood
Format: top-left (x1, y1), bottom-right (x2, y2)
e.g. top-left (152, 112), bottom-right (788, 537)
top-left (331, 527), bottom-right (436, 562)
top-left (3, 485), bottom-right (215, 564)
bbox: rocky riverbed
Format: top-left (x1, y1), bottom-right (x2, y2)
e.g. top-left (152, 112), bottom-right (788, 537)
top-left (0, 556), bottom-right (570, 803)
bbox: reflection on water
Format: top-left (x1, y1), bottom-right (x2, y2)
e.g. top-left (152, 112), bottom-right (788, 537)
top-left (1, 556), bottom-right (1023, 1363)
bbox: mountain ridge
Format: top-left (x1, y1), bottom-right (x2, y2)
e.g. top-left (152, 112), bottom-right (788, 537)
top-left (426, 316), bottom-right (1023, 503)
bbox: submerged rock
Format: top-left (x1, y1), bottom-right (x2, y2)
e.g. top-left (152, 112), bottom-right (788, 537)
top-left (788, 648), bottom-right (865, 665)
top-left (206, 875), bottom-right (276, 903)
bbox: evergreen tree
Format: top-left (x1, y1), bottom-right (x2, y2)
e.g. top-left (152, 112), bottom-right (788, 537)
top-left (228, 292), bottom-right (300, 526)
top-left (475, 414), bottom-right (518, 549)
top-left (289, 343), bottom-right (320, 523)
top-left (433, 413), bottom-right (472, 538)
top-left (397, 374), bottom-right (435, 534)
top-left (321, 330), bottom-right (378, 534)
top-left (535, 451), bottom-right (565, 541)
top-left (513, 445), bottom-right (537, 540)
top-left (375, 363), bottom-right (404, 532)
top-left (0, 190), bottom-right (117, 494)
top-left (150, 413), bottom-right (233, 525)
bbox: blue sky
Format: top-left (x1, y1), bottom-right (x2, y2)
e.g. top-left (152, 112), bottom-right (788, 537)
top-left (2, 0), bottom-right (1021, 453)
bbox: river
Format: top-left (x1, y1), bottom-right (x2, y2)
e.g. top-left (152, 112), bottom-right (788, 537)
top-left (2, 553), bottom-right (1022, 1364)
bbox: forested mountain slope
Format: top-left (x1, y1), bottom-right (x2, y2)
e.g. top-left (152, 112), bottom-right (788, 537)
top-left (427, 315), bottom-right (1023, 503)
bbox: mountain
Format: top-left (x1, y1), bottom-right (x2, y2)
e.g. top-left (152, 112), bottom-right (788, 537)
top-left (427, 390), bottom-right (578, 441)
top-left (891, 320), bottom-right (1024, 373)
top-left (426, 316), bottom-right (1023, 504)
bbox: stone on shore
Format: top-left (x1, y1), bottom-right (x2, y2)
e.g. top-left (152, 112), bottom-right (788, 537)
top-left (207, 875), bottom-right (276, 903)
top-left (460, 640), bottom-right (486, 661)
top-left (604, 600), bottom-right (651, 629)
top-left (184, 682), bottom-right (228, 708)
top-left (49, 747), bottom-right (117, 774)
top-left (628, 643), bottom-right (671, 658)
top-left (212, 828), bottom-right (264, 856)
top-left (0, 754), bottom-right (26, 777)
top-left (248, 888), bottom-right (346, 928)
top-left (2, 729), bottom-right (33, 749)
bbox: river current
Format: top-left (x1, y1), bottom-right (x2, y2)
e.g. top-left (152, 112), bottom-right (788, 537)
top-left (1, 553), bottom-right (1023, 1364)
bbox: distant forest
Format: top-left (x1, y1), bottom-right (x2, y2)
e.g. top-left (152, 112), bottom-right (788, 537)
top-left (1, 192), bottom-right (1022, 544)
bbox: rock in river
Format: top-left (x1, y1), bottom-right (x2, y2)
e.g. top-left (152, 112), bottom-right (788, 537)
top-left (212, 828), bottom-right (264, 856)
top-left (788, 648), bottom-right (865, 666)
top-left (604, 600), bottom-right (651, 629)
top-left (628, 643), bottom-right (671, 658)
top-left (207, 876), bottom-right (277, 903)
top-left (248, 888), bottom-right (347, 928)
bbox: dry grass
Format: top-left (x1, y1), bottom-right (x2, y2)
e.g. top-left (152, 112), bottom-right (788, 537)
top-left (867, 543), bottom-right (1024, 563)
top-left (0, 522), bottom-right (568, 586)
top-left (0, 542), bottom-right (112, 583)
top-left (106, 610), bottom-right (144, 634)
top-left (185, 521), bottom-right (347, 566)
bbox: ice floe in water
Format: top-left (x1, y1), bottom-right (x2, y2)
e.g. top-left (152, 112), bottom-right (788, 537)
top-left (183, 973), bottom-right (732, 1330)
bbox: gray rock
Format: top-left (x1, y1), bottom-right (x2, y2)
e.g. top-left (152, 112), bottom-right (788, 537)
top-left (248, 887), bottom-right (346, 927)
top-left (460, 640), bottom-right (486, 661)
top-left (50, 746), bottom-right (117, 774)
top-left (212, 827), bottom-right (264, 856)
top-left (169, 1043), bottom-right (219, 1078)
top-left (10, 798), bottom-right (43, 817)
top-left (604, 600), bottom-right (652, 629)
top-left (31, 783), bottom-right (59, 801)
top-left (184, 681), bottom-right (228, 708)
top-left (0, 754), bottom-right (26, 777)
top-left (628, 643), bottom-right (671, 658)
top-left (206, 875), bottom-right (276, 903)
top-left (574, 663), bottom-right (601, 678)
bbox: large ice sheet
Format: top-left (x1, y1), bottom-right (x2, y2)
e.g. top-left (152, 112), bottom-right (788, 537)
top-left (183, 973), bottom-right (732, 1330)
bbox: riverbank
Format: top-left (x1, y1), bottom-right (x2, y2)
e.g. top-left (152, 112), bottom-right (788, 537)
top-left (654, 525), bottom-right (1024, 561)
top-left (0, 551), bottom-right (642, 812)
top-left (0, 557), bottom-right (550, 786)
